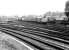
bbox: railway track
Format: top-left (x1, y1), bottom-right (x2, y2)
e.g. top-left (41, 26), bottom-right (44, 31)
top-left (0, 26), bottom-right (69, 50)
top-left (1, 22), bottom-right (69, 41)
top-left (0, 21), bottom-right (69, 50)
top-left (0, 27), bottom-right (62, 50)
top-left (7, 21), bottom-right (68, 33)
top-left (7, 21), bottom-right (69, 36)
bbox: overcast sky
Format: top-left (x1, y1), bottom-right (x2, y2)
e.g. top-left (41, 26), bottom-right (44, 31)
top-left (0, 0), bottom-right (67, 16)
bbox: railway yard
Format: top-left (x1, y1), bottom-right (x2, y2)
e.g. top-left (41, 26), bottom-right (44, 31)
top-left (0, 0), bottom-right (69, 50)
top-left (0, 20), bottom-right (69, 50)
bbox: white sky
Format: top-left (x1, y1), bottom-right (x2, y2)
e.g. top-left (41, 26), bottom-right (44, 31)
top-left (0, 0), bottom-right (67, 16)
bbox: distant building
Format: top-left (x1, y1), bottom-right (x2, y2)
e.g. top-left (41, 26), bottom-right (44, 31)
top-left (7, 16), bottom-right (18, 21)
top-left (21, 15), bottom-right (38, 21)
top-left (0, 16), bottom-right (18, 23)
top-left (0, 16), bottom-right (8, 23)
